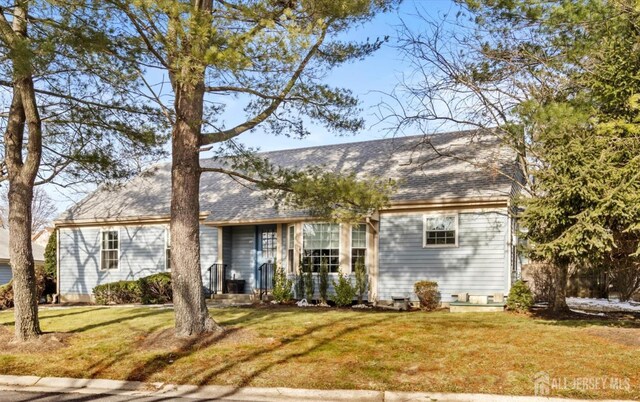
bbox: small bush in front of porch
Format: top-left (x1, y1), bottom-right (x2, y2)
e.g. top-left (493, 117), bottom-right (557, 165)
top-left (303, 259), bottom-right (315, 302)
top-left (332, 272), bottom-right (356, 307)
top-left (318, 258), bottom-right (329, 304)
top-left (138, 272), bottom-right (172, 304)
top-left (93, 280), bottom-right (141, 305)
top-left (414, 281), bottom-right (439, 311)
top-left (354, 258), bottom-right (368, 304)
top-left (294, 272), bottom-right (304, 300)
top-left (272, 263), bottom-right (293, 303)
top-left (506, 280), bottom-right (534, 313)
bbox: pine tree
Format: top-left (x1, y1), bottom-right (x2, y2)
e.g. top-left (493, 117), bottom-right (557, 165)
top-left (107, 0), bottom-right (398, 336)
top-left (0, 1), bottom-right (166, 341)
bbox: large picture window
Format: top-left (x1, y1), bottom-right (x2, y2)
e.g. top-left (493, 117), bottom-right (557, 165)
top-left (351, 224), bottom-right (366, 271)
top-left (302, 223), bottom-right (340, 272)
top-left (423, 215), bottom-right (458, 247)
top-left (101, 230), bottom-right (119, 270)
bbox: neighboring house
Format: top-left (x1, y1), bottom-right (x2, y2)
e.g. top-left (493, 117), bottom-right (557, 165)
top-left (32, 227), bottom-right (54, 248)
top-left (0, 227), bottom-right (46, 286)
top-left (54, 130), bottom-right (523, 304)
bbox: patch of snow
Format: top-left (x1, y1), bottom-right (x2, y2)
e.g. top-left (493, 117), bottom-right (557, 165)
top-left (569, 309), bottom-right (606, 316)
top-left (352, 304), bottom-right (371, 309)
top-left (296, 299), bottom-right (310, 307)
top-left (567, 297), bottom-right (640, 313)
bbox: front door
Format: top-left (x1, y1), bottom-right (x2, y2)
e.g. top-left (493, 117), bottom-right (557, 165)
top-left (257, 225), bottom-right (277, 265)
top-left (256, 225), bottom-right (277, 291)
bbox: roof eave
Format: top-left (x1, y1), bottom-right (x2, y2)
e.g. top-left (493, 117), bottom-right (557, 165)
top-left (55, 196), bottom-right (509, 227)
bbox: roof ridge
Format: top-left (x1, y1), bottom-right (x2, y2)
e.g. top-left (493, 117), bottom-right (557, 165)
top-left (203, 129), bottom-right (485, 160)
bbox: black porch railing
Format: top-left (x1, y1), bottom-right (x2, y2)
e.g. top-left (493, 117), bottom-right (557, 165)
top-left (258, 261), bottom-right (275, 300)
top-left (207, 263), bottom-right (227, 297)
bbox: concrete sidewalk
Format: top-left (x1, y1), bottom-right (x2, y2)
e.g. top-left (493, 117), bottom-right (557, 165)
top-left (0, 375), bottom-right (632, 402)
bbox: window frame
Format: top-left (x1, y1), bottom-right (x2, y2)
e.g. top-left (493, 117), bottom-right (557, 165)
top-left (301, 222), bottom-right (341, 273)
top-left (100, 228), bottom-right (120, 271)
top-left (350, 223), bottom-right (367, 272)
top-left (422, 214), bottom-right (459, 248)
top-left (287, 224), bottom-right (295, 273)
top-left (165, 226), bottom-right (171, 271)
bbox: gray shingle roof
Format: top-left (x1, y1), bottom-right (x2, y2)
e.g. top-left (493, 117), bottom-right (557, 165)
top-left (58, 130), bottom-right (518, 224)
top-left (0, 227), bottom-right (45, 263)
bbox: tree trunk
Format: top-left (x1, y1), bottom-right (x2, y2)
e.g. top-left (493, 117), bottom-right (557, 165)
top-left (3, 3), bottom-right (45, 341)
top-left (549, 260), bottom-right (570, 314)
top-left (8, 179), bottom-right (40, 340)
top-left (170, 82), bottom-right (221, 337)
top-left (4, 79), bottom-right (42, 341)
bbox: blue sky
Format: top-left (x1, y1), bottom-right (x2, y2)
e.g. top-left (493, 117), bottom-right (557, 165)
top-left (50, 0), bottom-right (460, 211)
top-left (223, 0), bottom-right (459, 152)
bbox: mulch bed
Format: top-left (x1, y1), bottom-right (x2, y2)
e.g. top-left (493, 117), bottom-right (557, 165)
top-left (0, 325), bottom-right (72, 353)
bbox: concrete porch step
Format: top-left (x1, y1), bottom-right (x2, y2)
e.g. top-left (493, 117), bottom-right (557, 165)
top-left (207, 293), bottom-right (255, 305)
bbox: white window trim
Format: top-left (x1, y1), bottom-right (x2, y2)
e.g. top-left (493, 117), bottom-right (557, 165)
top-left (349, 223), bottom-right (368, 271)
top-left (423, 214), bottom-right (459, 248)
top-left (165, 225), bottom-right (171, 271)
top-left (100, 227), bottom-right (120, 271)
top-left (301, 222), bottom-right (342, 274)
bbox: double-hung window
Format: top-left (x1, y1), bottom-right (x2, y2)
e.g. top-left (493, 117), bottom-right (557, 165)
top-left (287, 225), bottom-right (295, 273)
top-left (423, 215), bottom-right (458, 247)
top-left (100, 230), bottom-right (119, 270)
top-left (302, 223), bottom-right (340, 272)
top-left (351, 224), bottom-right (367, 271)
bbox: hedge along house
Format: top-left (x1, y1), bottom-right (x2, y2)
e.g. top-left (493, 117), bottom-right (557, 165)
top-left (0, 227), bottom-right (46, 286)
top-left (54, 130), bottom-right (522, 305)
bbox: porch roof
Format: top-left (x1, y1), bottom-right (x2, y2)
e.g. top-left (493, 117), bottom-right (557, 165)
top-left (57, 130), bottom-right (519, 224)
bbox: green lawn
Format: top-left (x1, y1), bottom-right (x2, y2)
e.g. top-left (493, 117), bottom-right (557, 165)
top-left (0, 306), bottom-right (638, 399)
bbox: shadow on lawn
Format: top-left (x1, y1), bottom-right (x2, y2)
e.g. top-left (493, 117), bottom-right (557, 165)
top-left (115, 309), bottom-right (387, 401)
top-left (70, 308), bottom-right (170, 333)
top-left (0, 307), bottom-right (110, 326)
top-left (84, 307), bottom-right (282, 380)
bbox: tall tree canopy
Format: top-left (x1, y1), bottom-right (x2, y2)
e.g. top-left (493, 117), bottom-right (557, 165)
top-left (108, 0), bottom-right (398, 336)
top-left (0, 0), bottom-right (167, 341)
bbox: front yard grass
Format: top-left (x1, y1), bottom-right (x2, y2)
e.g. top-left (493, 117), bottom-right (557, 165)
top-left (0, 306), bottom-right (638, 400)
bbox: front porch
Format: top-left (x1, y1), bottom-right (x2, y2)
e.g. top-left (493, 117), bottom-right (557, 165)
top-left (201, 221), bottom-right (377, 302)
top-left (203, 224), bottom-right (281, 300)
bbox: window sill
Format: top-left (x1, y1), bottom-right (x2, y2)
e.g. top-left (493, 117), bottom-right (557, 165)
top-left (422, 244), bottom-right (459, 249)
